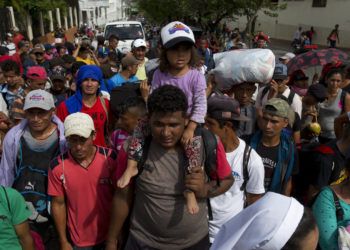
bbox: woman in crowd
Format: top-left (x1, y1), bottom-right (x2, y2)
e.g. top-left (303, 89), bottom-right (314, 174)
top-left (313, 155), bottom-right (350, 249)
top-left (318, 68), bottom-right (350, 143)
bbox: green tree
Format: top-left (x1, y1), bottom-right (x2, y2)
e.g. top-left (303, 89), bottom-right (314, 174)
top-left (236, 0), bottom-right (287, 37)
top-left (136, 0), bottom-right (241, 32)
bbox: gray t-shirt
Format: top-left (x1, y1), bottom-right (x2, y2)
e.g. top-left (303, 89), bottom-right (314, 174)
top-left (23, 127), bottom-right (58, 151)
top-left (130, 141), bottom-right (208, 249)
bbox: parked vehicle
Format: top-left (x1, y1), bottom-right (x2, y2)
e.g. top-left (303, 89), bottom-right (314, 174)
top-left (104, 21), bottom-right (145, 53)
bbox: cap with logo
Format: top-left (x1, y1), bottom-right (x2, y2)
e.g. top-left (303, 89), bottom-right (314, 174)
top-left (273, 63), bottom-right (288, 80)
top-left (26, 66), bottom-right (47, 80)
top-left (121, 55), bottom-right (141, 68)
top-left (207, 95), bottom-right (250, 121)
top-left (263, 98), bottom-right (290, 119)
top-left (161, 21), bottom-right (195, 49)
top-left (64, 112), bottom-right (95, 138)
top-left (23, 89), bottom-right (55, 111)
top-left (132, 39), bottom-right (147, 48)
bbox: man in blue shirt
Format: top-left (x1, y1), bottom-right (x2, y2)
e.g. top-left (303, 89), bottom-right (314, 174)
top-left (107, 55), bottom-right (140, 92)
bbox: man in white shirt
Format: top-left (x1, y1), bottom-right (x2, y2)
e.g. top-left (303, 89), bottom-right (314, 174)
top-left (206, 95), bottom-right (265, 243)
top-left (255, 63), bottom-right (302, 117)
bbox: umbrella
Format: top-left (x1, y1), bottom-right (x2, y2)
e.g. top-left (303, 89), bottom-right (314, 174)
top-left (286, 48), bottom-right (348, 74)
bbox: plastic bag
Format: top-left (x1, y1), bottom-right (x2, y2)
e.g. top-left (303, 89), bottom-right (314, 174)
top-left (339, 226), bottom-right (350, 250)
top-left (211, 49), bottom-right (275, 90)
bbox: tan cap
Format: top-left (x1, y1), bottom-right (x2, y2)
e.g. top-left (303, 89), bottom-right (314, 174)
top-left (64, 112), bottom-right (95, 138)
top-left (121, 55), bottom-right (141, 68)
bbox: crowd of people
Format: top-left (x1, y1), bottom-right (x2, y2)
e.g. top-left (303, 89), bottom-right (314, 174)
top-left (0, 20), bottom-right (349, 250)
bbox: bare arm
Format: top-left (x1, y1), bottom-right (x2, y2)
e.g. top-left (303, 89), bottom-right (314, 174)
top-left (283, 178), bottom-right (293, 197)
top-left (14, 221), bottom-right (35, 250)
top-left (51, 196), bottom-right (72, 250)
top-left (344, 93), bottom-right (350, 113)
top-left (185, 166), bottom-right (234, 198)
top-left (246, 193), bottom-right (263, 206)
top-left (293, 131), bottom-right (301, 145)
top-left (72, 44), bottom-right (80, 58)
top-left (89, 49), bottom-right (100, 66)
top-left (105, 186), bottom-right (134, 250)
top-left (334, 112), bottom-right (349, 139)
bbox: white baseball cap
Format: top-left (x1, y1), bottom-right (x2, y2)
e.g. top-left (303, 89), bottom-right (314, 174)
top-left (64, 112), bottom-right (95, 138)
top-left (161, 21), bottom-right (195, 49)
top-left (279, 52), bottom-right (295, 61)
top-left (23, 90), bottom-right (55, 111)
top-left (132, 39), bottom-right (147, 48)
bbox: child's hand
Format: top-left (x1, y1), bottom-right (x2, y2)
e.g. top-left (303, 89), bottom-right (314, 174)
top-left (181, 126), bottom-right (195, 146)
top-left (140, 80), bottom-right (150, 102)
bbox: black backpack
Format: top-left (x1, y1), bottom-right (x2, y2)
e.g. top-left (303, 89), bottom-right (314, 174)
top-left (261, 87), bottom-right (295, 105)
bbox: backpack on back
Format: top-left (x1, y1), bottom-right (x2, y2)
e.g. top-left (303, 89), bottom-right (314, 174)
top-left (261, 87), bottom-right (295, 105)
top-left (137, 126), bottom-right (218, 219)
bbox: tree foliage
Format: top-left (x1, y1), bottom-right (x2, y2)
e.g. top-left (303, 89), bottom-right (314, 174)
top-left (136, 0), bottom-right (242, 32)
top-left (236, 0), bottom-right (287, 35)
top-left (137, 0), bottom-right (286, 35)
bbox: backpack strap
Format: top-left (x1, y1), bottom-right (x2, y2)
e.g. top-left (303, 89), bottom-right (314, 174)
top-left (280, 141), bottom-right (293, 191)
top-left (99, 95), bottom-right (111, 145)
top-left (137, 136), bottom-right (153, 176)
top-left (240, 143), bottom-right (252, 192)
top-left (287, 90), bottom-right (295, 105)
top-left (331, 188), bottom-right (344, 221)
top-left (341, 90), bottom-right (346, 113)
top-left (194, 127), bottom-right (218, 221)
top-left (261, 86), bottom-right (270, 102)
top-left (99, 95), bottom-right (109, 122)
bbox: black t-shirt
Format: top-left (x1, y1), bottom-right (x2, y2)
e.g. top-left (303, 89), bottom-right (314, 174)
top-left (283, 112), bottom-right (301, 138)
top-left (256, 143), bottom-right (279, 190)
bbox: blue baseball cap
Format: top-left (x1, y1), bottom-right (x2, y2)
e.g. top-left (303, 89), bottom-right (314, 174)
top-left (273, 63), bottom-right (288, 80)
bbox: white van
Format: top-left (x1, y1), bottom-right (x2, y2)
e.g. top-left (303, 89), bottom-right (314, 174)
top-left (104, 21), bottom-right (145, 53)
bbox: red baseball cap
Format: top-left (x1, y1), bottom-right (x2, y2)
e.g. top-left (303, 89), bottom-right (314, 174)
top-left (26, 66), bottom-right (47, 80)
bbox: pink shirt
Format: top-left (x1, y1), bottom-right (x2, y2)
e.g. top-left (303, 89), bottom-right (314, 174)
top-left (48, 147), bottom-right (116, 247)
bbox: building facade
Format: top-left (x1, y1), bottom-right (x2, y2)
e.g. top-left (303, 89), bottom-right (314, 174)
top-left (236, 0), bottom-right (350, 48)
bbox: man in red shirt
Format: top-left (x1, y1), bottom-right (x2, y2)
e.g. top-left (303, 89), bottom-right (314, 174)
top-left (48, 112), bottom-right (116, 250)
top-left (56, 65), bottom-right (109, 146)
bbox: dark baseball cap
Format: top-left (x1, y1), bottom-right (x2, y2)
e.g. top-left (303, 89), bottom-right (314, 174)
top-left (207, 95), bottom-right (250, 121)
top-left (293, 70), bottom-right (309, 81)
top-left (273, 63), bottom-right (288, 80)
top-left (307, 84), bottom-right (327, 102)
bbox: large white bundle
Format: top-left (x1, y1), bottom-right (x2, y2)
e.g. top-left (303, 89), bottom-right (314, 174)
top-left (212, 49), bottom-right (275, 90)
